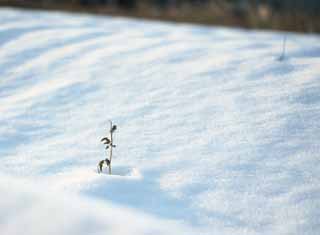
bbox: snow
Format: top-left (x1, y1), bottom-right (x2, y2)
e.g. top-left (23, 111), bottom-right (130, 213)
top-left (0, 174), bottom-right (193, 235)
top-left (1, 7), bottom-right (320, 235)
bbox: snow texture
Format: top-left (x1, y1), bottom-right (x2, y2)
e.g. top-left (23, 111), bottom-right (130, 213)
top-left (0, 7), bottom-right (320, 235)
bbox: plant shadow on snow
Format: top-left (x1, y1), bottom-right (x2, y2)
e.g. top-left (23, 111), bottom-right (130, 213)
top-left (289, 47), bottom-right (320, 59)
top-left (248, 61), bottom-right (308, 80)
top-left (98, 165), bottom-right (134, 177)
top-left (83, 166), bottom-right (196, 223)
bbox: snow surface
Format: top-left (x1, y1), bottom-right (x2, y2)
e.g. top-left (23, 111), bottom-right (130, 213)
top-left (1, 7), bottom-right (320, 235)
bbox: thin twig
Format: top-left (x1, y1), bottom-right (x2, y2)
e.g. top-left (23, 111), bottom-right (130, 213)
top-left (108, 120), bottom-right (113, 175)
top-left (278, 34), bottom-right (287, 61)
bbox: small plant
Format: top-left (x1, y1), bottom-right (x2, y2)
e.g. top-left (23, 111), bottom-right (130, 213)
top-left (97, 158), bottom-right (110, 174)
top-left (97, 120), bottom-right (117, 174)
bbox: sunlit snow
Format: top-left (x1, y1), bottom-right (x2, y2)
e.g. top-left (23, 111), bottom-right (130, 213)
top-left (1, 7), bottom-right (320, 235)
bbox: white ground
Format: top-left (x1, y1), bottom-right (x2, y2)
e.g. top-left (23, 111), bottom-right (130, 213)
top-left (0, 8), bottom-right (320, 235)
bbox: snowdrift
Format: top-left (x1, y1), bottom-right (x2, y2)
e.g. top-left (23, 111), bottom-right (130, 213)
top-left (0, 8), bottom-right (320, 235)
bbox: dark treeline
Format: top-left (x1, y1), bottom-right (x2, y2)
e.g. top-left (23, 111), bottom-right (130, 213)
top-left (0, 0), bottom-right (319, 32)
top-left (19, 1), bottom-right (320, 13)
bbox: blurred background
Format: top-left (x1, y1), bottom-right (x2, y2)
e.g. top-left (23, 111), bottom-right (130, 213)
top-left (0, 0), bottom-right (319, 33)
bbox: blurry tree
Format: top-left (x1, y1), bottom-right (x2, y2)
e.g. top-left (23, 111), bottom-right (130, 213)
top-left (0, 0), bottom-right (319, 32)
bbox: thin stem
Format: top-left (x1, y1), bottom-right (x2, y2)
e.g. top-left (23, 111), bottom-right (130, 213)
top-left (108, 120), bottom-right (113, 175)
top-left (279, 34), bottom-right (287, 61)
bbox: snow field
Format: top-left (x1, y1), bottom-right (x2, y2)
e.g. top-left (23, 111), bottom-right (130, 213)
top-left (0, 8), bottom-right (320, 235)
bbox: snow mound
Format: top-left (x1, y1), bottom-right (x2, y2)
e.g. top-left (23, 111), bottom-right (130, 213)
top-left (0, 7), bottom-right (320, 235)
top-left (0, 174), bottom-right (194, 235)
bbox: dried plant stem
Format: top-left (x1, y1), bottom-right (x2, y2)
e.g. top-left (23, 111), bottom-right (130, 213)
top-left (108, 120), bottom-right (113, 175)
top-left (279, 34), bottom-right (287, 61)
